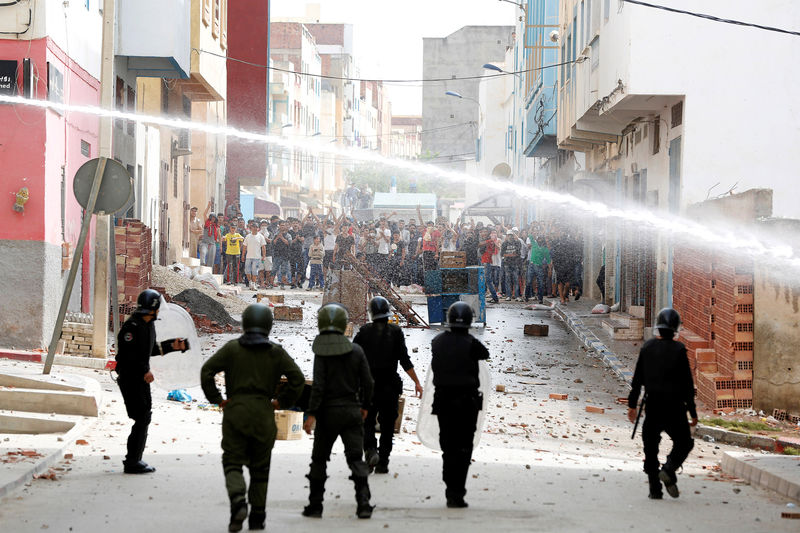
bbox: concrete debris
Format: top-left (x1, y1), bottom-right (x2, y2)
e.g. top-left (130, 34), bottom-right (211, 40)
top-left (172, 289), bottom-right (240, 333)
top-left (152, 265), bottom-right (247, 315)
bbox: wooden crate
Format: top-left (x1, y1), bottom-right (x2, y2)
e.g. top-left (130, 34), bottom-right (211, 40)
top-left (273, 306), bottom-right (303, 321)
top-left (524, 324), bottom-right (549, 336)
top-left (439, 251), bottom-right (466, 268)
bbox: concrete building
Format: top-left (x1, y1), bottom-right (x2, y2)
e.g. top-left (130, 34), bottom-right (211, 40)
top-left (270, 22), bottom-right (322, 213)
top-left (422, 25), bottom-right (514, 172)
top-left (390, 116), bottom-right (422, 159)
top-left (226, 0), bottom-right (269, 196)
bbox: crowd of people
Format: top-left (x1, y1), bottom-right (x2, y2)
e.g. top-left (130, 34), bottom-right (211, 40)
top-left (187, 200), bottom-right (586, 304)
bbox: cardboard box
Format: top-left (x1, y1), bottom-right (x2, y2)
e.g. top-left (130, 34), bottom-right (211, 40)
top-left (275, 410), bottom-right (303, 440)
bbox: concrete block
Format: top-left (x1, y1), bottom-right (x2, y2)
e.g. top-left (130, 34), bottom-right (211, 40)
top-left (549, 393), bottom-right (568, 400)
top-left (524, 324), bottom-right (549, 336)
top-left (0, 414), bottom-right (75, 434)
top-left (585, 405), bottom-right (605, 414)
top-left (0, 390), bottom-right (98, 417)
top-left (179, 256), bottom-right (201, 267)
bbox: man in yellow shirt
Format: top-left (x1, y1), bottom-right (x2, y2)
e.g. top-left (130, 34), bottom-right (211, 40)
top-left (224, 226), bottom-right (244, 285)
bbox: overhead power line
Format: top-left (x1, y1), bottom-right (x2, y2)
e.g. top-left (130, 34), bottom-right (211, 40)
top-left (621, 0), bottom-right (800, 37)
top-left (195, 48), bottom-right (578, 83)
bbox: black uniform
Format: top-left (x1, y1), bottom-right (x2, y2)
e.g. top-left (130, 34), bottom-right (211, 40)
top-left (115, 313), bottom-right (179, 466)
top-left (353, 322), bottom-right (412, 468)
top-left (628, 337), bottom-right (697, 479)
top-left (430, 330), bottom-right (489, 503)
top-left (306, 340), bottom-right (374, 503)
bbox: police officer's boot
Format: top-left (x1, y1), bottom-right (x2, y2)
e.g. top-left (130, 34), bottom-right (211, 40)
top-left (248, 506), bottom-right (266, 530)
top-left (302, 475), bottom-right (326, 518)
top-left (351, 475), bottom-right (374, 519)
top-left (648, 473), bottom-right (663, 499)
top-left (365, 448), bottom-right (379, 473)
top-left (228, 501), bottom-right (248, 532)
top-left (658, 461), bottom-right (680, 498)
top-left (374, 457), bottom-right (389, 474)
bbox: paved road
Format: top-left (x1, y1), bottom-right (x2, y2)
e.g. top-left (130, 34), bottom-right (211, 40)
top-left (0, 298), bottom-right (794, 532)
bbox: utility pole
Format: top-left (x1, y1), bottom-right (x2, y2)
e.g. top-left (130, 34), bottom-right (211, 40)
top-left (91, 0), bottom-right (115, 358)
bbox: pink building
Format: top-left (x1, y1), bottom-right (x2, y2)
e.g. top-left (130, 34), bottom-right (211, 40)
top-left (0, 31), bottom-right (101, 349)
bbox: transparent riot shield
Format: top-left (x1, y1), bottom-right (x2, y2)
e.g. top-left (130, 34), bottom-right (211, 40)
top-left (416, 360), bottom-right (491, 451)
top-left (150, 298), bottom-right (203, 390)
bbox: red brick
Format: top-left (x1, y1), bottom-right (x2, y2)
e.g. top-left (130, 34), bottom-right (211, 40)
top-left (549, 393), bottom-right (568, 400)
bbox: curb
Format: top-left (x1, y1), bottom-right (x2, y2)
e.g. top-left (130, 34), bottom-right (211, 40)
top-left (0, 350), bottom-right (112, 370)
top-left (721, 451), bottom-right (800, 501)
top-left (695, 424), bottom-right (800, 453)
top-left (0, 375), bottom-right (102, 499)
top-left (552, 306), bottom-right (634, 385)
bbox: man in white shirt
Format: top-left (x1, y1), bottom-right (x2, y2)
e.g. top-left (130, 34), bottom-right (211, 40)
top-left (376, 219), bottom-right (392, 278)
top-left (242, 223), bottom-right (267, 290)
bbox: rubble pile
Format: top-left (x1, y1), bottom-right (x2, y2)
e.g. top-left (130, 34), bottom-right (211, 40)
top-left (172, 289), bottom-right (240, 334)
top-left (151, 265), bottom-right (247, 315)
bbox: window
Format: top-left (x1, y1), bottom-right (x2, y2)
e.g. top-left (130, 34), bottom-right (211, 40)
top-left (580, 1), bottom-right (585, 50)
top-left (652, 120), bottom-right (660, 154)
top-left (127, 86), bottom-right (136, 136)
top-left (203, 0), bottom-right (211, 26)
top-left (81, 140), bottom-right (90, 157)
top-left (220, 0), bottom-right (227, 49)
top-left (671, 101), bottom-right (683, 127)
top-left (212, 0), bottom-right (220, 38)
top-left (604, 0), bottom-right (610, 22)
top-left (84, 0), bottom-right (90, 10)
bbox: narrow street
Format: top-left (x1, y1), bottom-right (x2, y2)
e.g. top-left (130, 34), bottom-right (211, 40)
top-left (0, 296), bottom-right (793, 532)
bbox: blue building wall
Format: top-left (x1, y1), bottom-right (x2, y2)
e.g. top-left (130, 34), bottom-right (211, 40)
top-left (523, 0), bottom-right (559, 157)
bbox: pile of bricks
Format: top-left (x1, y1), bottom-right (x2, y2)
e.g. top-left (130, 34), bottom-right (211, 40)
top-left (673, 247), bottom-right (753, 411)
top-left (60, 321), bottom-right (94, 357)
top-left (114, 219), bottom-right (153, 304)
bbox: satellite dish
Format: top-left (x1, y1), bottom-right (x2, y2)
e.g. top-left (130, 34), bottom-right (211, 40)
top-left (73, 158), bottom-right (133, 214)
top-left (491, 162), bottom-right (512, 179)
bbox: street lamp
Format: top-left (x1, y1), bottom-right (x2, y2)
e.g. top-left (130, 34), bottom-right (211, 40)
top-left (482, 63), bottom-right (521, 80)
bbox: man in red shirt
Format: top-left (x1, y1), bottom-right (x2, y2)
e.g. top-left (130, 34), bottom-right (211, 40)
top-left (479, 229), bottom-right (499, 303)
top-left (421, 221), bottom-right (440, 272)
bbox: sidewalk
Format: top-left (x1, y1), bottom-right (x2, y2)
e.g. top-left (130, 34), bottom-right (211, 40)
top-left (550, 295), bottom-right (800, 503)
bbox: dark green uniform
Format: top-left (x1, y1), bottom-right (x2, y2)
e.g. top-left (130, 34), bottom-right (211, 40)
top-left (201, 333), bottom-right (304, 512)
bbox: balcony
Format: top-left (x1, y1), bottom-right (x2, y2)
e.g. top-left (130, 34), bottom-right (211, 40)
top-left (116, 0), bottom-right (191, 79)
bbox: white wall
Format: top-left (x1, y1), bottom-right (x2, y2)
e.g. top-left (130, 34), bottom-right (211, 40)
top-left (39, 0), bottom-right (102, 78)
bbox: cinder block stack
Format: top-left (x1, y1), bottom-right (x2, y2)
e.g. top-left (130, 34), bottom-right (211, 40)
top-left (114, 219), bottom-right (153, 304)
top-left (673, 246), bottom-right (753, 411)
top-left (60, 321), bottom-right (94, 357)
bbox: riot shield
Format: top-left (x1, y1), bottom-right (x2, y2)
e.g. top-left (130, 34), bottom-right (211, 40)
top-left (416, 360), bottom-right (491, 451)
top-left (150, 298), bottom-right (203, 390)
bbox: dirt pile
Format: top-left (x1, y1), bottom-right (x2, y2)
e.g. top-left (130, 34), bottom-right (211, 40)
top-left (151, 264), bottom-right (247, 315)
top-left (172, 289), bottom-right (240, 334)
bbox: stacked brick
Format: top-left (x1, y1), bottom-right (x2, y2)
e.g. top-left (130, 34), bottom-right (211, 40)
top-left (60, 321), bottom-right (94, 357)
top-left (114, 219), bottom-right (153, 305)
top-left (672, 246), bottom-right (754, 411)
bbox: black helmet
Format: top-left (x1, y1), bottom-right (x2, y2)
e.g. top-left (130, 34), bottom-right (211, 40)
top-left (136, 289), bottom-right (162, 314)
top-left (654, 308), bottom-right (681, 337)
top-left (369, 296), bottom-right (391, 321)
top-left (318, 303), bottom-right (348, 334)
top-left (447, 301), bottom-right (473, 329)
top-left (242, 303), bottom-right (273, 336)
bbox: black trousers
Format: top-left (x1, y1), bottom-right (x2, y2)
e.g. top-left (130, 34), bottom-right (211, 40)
top-left (117, 375), bottom-right (152, 464)
top-left (308, 407), bottom-right (369, 482)
top-left (641, 403), bottom-right (694, 475)
top-left (435, 395), bottom-right (479, 500)
top-left (364, 386), bottom-right (399, 463)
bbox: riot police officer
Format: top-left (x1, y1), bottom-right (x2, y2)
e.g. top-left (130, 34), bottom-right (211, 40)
top-left (353, 296), bottom-right (423, 474)
top-left (302, 303), bottom-right (375, 519)
top-left (430, 302), bottom-right (489, 508)
top-left (115, 289), bottom-right (186, 474)
top-left (627, 308), bottom-right (698, 499)
top-left (201, 303), bottom-right (305, 532)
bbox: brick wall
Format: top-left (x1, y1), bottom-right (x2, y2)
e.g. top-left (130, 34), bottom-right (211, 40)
top-left (673, 246), bottom-right (754, 411)
top-left (114, 219), bottom-right (153, 304)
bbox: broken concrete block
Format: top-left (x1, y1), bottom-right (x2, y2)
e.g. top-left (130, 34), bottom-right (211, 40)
top-left (273, 306), bottom-right (302, 321)
top-left (524, 324), bottom-right (549, 336)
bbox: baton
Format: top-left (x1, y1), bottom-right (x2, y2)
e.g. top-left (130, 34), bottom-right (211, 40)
top-left (631, 393), bottom-right (647, 439)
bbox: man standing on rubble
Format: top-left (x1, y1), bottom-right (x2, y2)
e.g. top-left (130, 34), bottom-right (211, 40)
top-left (302, 303), bottom-right (375, 520)
top-left (353, 296), bottom-right (423, 474)
top-left (115, 289), bottom-right (187, 474)
top-left (200, 303), bottom-right (305, 532)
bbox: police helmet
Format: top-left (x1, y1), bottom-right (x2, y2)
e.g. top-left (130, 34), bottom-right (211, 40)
top-left (654, 308), bottom-right (681, 338)
top-left (318, 303), bottom-right (349, 334)
top-left (447, 301), bottom-right (473, 329)
top-left (242, 303), bottom-right (273, 336)
top-left (369, 296), bottom-right (391, 321)
top-left (136, 289), bottom-right (162, 314)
